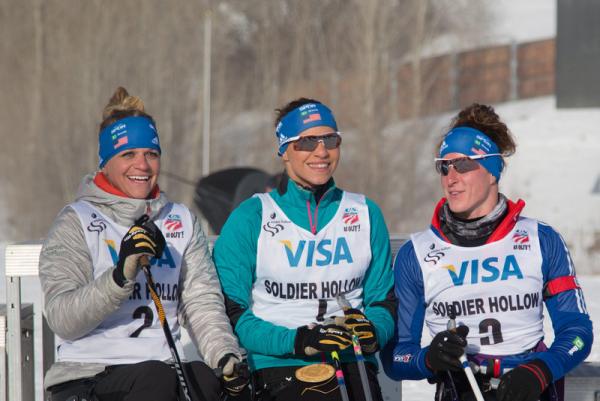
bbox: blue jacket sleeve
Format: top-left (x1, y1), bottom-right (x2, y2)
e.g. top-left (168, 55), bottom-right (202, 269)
top-left (363, 199), bottom-right (396, 348)
top-left (385, 240), bottom-right (434, 380)
top-left (530, 222), bottom-right (593, 381)
top-left (213, 198), bottom-right (297, 356)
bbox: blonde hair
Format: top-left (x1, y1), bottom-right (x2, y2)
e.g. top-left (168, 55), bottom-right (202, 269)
top-left (99, 87), bottom-right (154, 132)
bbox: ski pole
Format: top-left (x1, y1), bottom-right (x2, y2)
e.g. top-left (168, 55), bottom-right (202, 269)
top-left (330, 350), bottom-right (350, 401)
top-left (447, 308), bottom-right (484, 401)
top-left (141, 256), bottom-right (193, 401)
top-left (319, 316), bottom-right (351, 401)
top-left (335, 294), bottom-right (374, 401)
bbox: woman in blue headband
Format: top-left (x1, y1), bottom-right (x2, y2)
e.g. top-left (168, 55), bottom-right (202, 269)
top-left (39, 87), bottom-right (248, 401)
top-left (384, 103), bottom-right (592, 401)
top-left (214, 98), bottom-right (395, 401)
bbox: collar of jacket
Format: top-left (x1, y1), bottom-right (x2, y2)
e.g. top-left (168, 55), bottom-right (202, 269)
top-left (74, 173), bottom-right (169, 227)
top-left (430, 197), bottom-right (526, 244)
top-left (93, 172), bottom-right (160, 199)
top-left (271, 177), bottom-right (339, 209)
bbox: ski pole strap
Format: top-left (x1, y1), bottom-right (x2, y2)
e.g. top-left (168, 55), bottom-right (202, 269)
top-left (543, 276), bottom-right (579, 300)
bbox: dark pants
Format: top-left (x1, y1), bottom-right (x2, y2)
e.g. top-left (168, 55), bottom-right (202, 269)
top-left (48, 360), bottom-right (221, 401)
top-left (253, 362), bottom-right (383, 401)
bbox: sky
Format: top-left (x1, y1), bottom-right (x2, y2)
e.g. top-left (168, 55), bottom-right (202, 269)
top-left (425, 0), bottom-right (555, 56)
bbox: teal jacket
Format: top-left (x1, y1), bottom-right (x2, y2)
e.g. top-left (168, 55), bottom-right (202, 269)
top-left (213, 178), bottom-right (395, 371)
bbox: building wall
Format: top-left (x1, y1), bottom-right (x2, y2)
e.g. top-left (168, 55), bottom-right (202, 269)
top-left (343, 38), bottom-right (557, 120)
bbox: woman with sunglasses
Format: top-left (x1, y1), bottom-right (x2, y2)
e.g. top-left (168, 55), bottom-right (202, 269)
top-left (214, 98), bottom-right (395, 401)
top-left (39, 87), bottom-right (248, 401)
top-left (385, 103), bottom-right (592, 401)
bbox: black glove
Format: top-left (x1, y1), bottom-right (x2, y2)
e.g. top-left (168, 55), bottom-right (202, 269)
top-left (217, 354), bottom-right (250, 397)
top-left (113, 215), bottom-right (166, 287)
top-left (341, 308), bottom-right (378, 354)
top-left (425, 325), bottom-right (469, 372)
top-left (294, 324), bottom-right (353, 356)
top-left (496, 359), bottom-right (552, 401)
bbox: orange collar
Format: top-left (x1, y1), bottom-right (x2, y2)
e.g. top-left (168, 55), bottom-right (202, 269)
top-left (94, 172), bottom-right (160, 199)
top-left (430, 197), bottom-right (526, 244)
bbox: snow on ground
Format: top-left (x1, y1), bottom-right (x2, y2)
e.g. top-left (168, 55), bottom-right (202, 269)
top-left (497, 97), bottom-right (600, 274)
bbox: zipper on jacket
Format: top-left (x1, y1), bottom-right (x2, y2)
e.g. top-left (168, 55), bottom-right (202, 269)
top-left (306, 187), bottom-right (333, 234)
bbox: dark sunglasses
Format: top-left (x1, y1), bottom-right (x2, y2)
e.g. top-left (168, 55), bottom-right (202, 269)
top-left (293, 133), bottom-right (342, 152)
top-left (434, 154), bottom-right (502, 176)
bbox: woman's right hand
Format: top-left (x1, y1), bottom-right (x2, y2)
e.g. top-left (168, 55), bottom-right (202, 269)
top-left (294, 324), bottom-right (353, 356)
top-left (425, 325), bottom-right (469, 372)
top-left (113, 215), bottom-right (166, 286)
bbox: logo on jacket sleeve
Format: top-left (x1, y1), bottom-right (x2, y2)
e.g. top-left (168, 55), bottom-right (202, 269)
top-left (568, 336), bottom-right (585, 355)
top-left (393, 353), bottom-right (413, 363)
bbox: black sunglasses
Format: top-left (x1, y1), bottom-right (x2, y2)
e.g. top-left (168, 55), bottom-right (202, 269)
top-left (434, 154), bottom-right (502, 176)
top-left (293, 133), bottom-right (342, 152)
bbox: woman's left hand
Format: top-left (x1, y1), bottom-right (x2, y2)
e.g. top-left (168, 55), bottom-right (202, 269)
top-left (217, 354), bottom-right (250, 397)
top-left (496, 359), bottom-right (552, 401)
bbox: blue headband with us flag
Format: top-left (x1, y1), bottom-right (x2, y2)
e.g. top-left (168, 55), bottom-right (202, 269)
top-left (98, 116), bottom-right (161, 168)
top-left (275, 102), bottom-right (338, 156)
top-left (439, 126), bottom-right (504, 182)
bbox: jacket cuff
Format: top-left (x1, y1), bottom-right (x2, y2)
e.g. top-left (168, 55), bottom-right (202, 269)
top-left (112, 266), bottom-right (126, 287)
top-left (523, 359), bottom-right (553, 391)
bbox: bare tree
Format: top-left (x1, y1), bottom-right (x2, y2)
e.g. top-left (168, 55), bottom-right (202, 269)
top-left (0, 0), bottom-right (488, 242)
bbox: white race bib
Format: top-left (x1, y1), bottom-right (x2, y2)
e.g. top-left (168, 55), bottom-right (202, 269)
top-left (56, 201), bottom-right (192, 364)
top-left (252, 192), bottom-right (372, 327)
top-left (412, 217), bottom-right (544, 355)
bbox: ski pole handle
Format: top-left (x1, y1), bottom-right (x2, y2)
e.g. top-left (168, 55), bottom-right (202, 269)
top-left (335, 293), bottom-right (374, 401)
top-left (140, 255), bottom-right (151, 269)
top-left (335, 293), bottom-right (352, 311)
top-left (447, 308), bottom-right (485, 401)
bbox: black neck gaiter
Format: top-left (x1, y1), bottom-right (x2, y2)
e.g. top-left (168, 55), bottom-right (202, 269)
top-left (439, 194), bottom-right (508, 247)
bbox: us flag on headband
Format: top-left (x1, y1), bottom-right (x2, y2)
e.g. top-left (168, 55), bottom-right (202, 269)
top-left (471, 147), bottom-right (486, 155)
top-left (303, 113), bottom-right (321, 124)
top-left (114, 136), bottom-right (128, 149)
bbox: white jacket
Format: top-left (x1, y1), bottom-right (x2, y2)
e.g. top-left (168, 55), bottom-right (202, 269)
top-left (40, 173), bottom-right (241, 388)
